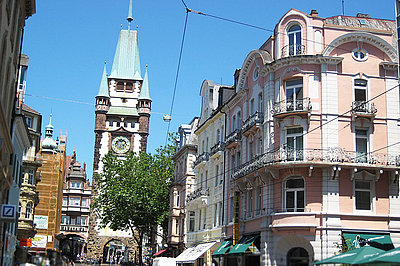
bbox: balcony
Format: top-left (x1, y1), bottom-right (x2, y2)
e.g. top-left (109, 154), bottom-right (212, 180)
top-left (60, 224), bottom-right (88, 233)
top-left (210, 142), bottom-right (224, 158)
top-left (22, 154), bottom-right (43, 166)
top-left (231, 147), bottom-right (400, 180)
top-left (242, 112), bottom-right (263, 136)
top-left (185, 187), bottom-right (209, 204)
top-left (62, 205), bottom-right (90, 213)
top-left (272, 98), bottom-right (311, 118)
top-left (193, 152), bottom-right (209, 168)
top-left (281, 44), bottom-right (305, 57)
top-left (224, 129), bottom-right (241, 149)
top-left (351, 101), bottom-right (377, 119)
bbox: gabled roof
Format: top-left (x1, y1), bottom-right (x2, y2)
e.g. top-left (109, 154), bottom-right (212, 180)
top-left (22, 104), bottom-right (40, 115)
top-left (96, 63), bottom-right (109, 98)
top-left (139, 68), bottom-right (151, 101)
top-left (109, 29), bottom-right (142, 81)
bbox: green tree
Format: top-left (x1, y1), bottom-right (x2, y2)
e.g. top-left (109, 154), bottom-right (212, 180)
top-left (93, 142), bottom-right (174, 265)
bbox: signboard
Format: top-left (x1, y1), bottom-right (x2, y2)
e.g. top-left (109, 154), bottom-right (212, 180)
top-left (1, 204), bottom-right (16, 220)
top-left (32, 235), bottom-right (47, 248)
top-left (233, 191), bottom-right (240, 245)
top-left (19, 238), bottom-right (32, 247)
top-left (34, 215), bottom-right (48, 229)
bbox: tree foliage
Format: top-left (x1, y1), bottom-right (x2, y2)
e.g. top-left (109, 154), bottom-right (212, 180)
top-left (92, 141), bottom-right (174, 264)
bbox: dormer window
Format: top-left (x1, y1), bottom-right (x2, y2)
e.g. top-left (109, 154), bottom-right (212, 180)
top-left (287, 24), bottom-right (302, 56)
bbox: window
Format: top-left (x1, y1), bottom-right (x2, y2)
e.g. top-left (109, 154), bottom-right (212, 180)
top-left (215, 165), bottom-right (219, 186)
top-left (214, 204), bottom-right (218, 227)
top-left (237, 111), bottom-right (241, 129)
top-left (232, 115), bottom-right (236, 131)
top-left (63, 197), bottom-right (68, 206)
top-left (356, 129), bottom-right (368, 163)
top-left (198, 209), bottom-right (202, 230)
top-left (70, 181), bottom-right (82, 189)
top-left (216, 129), bottom-right (220, 144)
top-left (70, 197), bottom-right (80, 206)
top-left (354, 79), bottom-right (367, 102)
top-left (28, 169), bottom-right (34, 185)
top-left (352, 48), bottom-right (368, 61)
top-left (81, 197), bottom-right (87, 207)
top-left (71, 217), bottom-right (76, 225)
top-left (247, 190), bottom-right (254, 217)
top-left (76, 216), bottom-right (81, 225)
top-left (189, 212), bottom-right (195, 232)
top-left (236, 151), bottom-right (241, 167)
top-left (25, 202), bottom-right (32, 219)
top-left (25, 116), bottom-right (32, 129)
top-left (250, 98), bottom-right (255, 115)
top-left (258, 93), bottom-right (263, 113)
top-left (249, 140), bottom-right (254, 160)
top-left (65, 216), bottom-right (70, 225)
top-left (287, 24), bottom-right (302, 56)
top-left (81, 216), bottom-right (87, 226)
top-left (355, 180), bottom-right (372, 210)
top-left (285, 79), bottom-right (303, 111)
top-left (286, 127), bottom-right (303, 161)
top-left (61, 216), bottom-right (65, 224)
top-left (255, 186), bottom-right (262, 215)
top-left (175, 218), bottom-right (179, 235)
top-left (220, 163), bottom-right (223, 185)
top-left (203, 208), bottom-right (207, 229)
top-left (176, 192), bottom-right (180, 207)
top-left (126, 82), bottom-right (133, 92)
top-left (205, 171), bottom-right (208, 188)
top-left (253, 66), bottom-right (260, 81)
top-left (231, 153), bottom-right (236, 170)
top-left (284, 177), bottom-right (305, 212)
top-left (229, 196), bottom-right (234, 223)
top-left (116, 82), bottom-right (124, 91)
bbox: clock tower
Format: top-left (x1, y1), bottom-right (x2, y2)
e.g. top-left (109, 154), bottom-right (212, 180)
top-left (87, 0), bottom-right (151, 261)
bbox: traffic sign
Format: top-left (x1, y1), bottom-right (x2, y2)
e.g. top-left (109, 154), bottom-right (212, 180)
top-left (1, 204), bottom-right (16, 220)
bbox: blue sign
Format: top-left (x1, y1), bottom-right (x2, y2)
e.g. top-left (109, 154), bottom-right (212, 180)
top-left (1, 204), bottom-right (16, 220)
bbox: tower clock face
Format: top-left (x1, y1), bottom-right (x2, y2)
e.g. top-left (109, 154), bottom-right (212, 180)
top-left (111, 136), bottom-right (130, 154)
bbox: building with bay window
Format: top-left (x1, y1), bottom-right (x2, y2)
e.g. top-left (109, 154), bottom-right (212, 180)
top-left (60, 150), bottom-right (91, 261)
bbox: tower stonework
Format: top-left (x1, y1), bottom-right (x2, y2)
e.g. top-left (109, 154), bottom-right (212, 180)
top-left (87, 1), bottom-right (151, 262)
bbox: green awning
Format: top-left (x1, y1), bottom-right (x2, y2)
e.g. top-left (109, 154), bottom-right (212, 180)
top-left (228, 235), bottom-right (259, 254)
top-left (213, 240), bottom-right (233, 256)
top-left (343, 233), bottom-right (394, 251)
top-left (314, 246), bottom-right (384, 265)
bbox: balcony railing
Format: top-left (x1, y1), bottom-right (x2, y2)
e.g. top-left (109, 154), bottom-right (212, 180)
top-left (232, 147), bottom-right (400, 180)
top-left (272, 98), bottom-right (311, 117)
top-left (193, 152), bottom-right (209, 167)
top-left (60, 225), bottom-right (88, 233)
top-left (186, 188), bottom-right (209, 203)
top-left (351, 101), bottom-right (377, 116)
top-left (210, 142), bottom-right (224, 157)
top-left (281, 44), bottom-right (305, 57)
top-left (224, 129), bottom-right (241, 148)
top-left (242, 111), bottom-right (263, 134)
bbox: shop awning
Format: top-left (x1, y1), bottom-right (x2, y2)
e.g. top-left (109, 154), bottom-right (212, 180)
top-left (176, 242), bottom-right (217, 263)
top-left (213, 240), bottom-right (233, 256)
top-left (228, 235), bottom-right (259, 255)
top-left (153, 249), bottom-right (167, 257)
top-left (343, 233), bottom-right (394, 251)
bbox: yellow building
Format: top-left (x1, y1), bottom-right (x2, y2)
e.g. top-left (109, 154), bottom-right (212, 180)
top-left (33, 117), bottom-right (67, 250)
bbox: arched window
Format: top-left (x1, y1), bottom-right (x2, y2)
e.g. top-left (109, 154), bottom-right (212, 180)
top-left (287, 24), bottom-right (302, 56)
top-left (287, 247), bottom-right (309, 266)
top-left (25, 202), bottom-right (32, 219)
top-left (284, 177), bottom-right (305, 212)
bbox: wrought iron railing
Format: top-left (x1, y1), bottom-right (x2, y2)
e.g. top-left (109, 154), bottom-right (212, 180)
top-left (210, 142), bottom-right (224, 156)
top-left (242, 111), bottom-right (264, 133)
top-left (231, 146), bottom-right (400, 180)
top-left (193, 152), bottom-right (209, 167)
top-left (281, 44), bottom-right (305, 57)
top-left (186, 188), bottom-right (210, 203)
top-left (272, 97), bottom-right (311, 116)
top-left (224, 129), bottom-right (241, 147)
top-left (351, 101), bottom-right (377, 115)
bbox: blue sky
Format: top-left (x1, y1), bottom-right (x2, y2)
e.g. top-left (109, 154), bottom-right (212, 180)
top-left (22, 0), bottom-right (395, 181)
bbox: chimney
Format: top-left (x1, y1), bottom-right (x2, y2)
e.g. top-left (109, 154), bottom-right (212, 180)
top-left (356, 13), bottom-right (370, 18)
top-left (310, 10), bottom-right (318, 17)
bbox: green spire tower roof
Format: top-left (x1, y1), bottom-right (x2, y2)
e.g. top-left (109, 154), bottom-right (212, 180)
top-left (96, 63), bottom-right (109, 98)
top-left (109, 0), bottom-right (142, 81)
top-left (139, 67), bottom-right (151, 101)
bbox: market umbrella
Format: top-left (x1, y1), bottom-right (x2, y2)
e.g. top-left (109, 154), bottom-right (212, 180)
top-left (360, 246), bottom-right (400, 264)
top-left (313, 246), bottom-right (385, 265)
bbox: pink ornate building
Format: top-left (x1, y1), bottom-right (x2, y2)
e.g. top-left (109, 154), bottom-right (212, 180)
top-left (212, 9), bottom-right (398, 266)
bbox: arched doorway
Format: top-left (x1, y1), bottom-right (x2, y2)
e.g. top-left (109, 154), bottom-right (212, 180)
top-left (103, 239), bottom-right (126, 264)
top-left (287, 247), bottom-right (309, 266)
top-left (60, 234), bottom-right (86, 262)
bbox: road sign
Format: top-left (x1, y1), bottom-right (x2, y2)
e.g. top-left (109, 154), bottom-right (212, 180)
top-left (1, 204), bottom-right (16, 220)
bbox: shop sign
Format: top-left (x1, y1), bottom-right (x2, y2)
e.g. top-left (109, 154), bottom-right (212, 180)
top-left (32, 235), bottom-right (47, 248)
top-left (34, 215), bottom-right (48, 229)
top-left (19, 238), bottom-right (32, 247)
top-left (1, 204), bottom-right (16, 220)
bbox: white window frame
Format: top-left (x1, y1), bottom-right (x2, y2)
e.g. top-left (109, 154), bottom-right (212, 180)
top-left (286, 23), bottom-right (302, 56)
top-left (353, 175), bottom-right (375, 213)
top-left (355, 128), bottom-right (369, 163)
top-left (283, 177), bottom-right (305, 212)
top-left (25, 202), bottom-right (32, 219)
top-left (286, 127), bottom-right (304, 161)
top-left (247, 189), bottom-right (254, 218)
